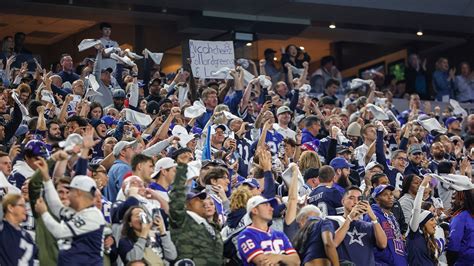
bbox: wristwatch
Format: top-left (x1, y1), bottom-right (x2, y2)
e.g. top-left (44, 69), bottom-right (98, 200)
top-left (371, 219), bottom-right (379, 224)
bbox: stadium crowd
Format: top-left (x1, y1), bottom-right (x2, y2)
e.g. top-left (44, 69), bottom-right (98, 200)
top-left (0, 22), bottom-right (473, 266)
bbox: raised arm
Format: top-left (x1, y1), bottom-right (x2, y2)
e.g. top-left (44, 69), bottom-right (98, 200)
top-left (409, 175), bottom-right (430, 232)
top-left (284, 164), bottom-right (299, 225)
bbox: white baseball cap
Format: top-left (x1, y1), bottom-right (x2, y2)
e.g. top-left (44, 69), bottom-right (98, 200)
top-left (151, 157), bottom-right (177, 179)
top-left (59, 133), bottom-right (83, 152)
top-left (112, 140), bottom-right (138, 157)
top-left (246, 196), bottom-right (278, 214)
top-left (67, 175), bottom-right (97, 194)
top-left (365, 161), bottom-right (384, 172)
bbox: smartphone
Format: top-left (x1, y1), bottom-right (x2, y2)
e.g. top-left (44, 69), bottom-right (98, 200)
top-left (265, 95), bottom-right (272, 102)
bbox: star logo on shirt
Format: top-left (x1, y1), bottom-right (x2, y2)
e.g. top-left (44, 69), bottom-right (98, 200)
top-left (347, 227), bottom-right (367, 246)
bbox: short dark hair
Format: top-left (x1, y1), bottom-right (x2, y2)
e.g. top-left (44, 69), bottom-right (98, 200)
top-left (47, 119), bottom-right (60, 129)
top-left (325, 78), bottom-right (340, 89)
top-left (321, 56), bottom-right (335, 66)
top-left (371, 173), bottom-right (388, 186)
top-left (202, 166), bottom-right (228, 185)
top-left (66, 115), bottom-right (88, 127)
top-left (131, 154), bottom-right (153, 171)
top-left (343, 185), bottom-right (362, 197)
top-left (60, 53), bottom-right (71, 63)
top-left (318, 165), bottom-right (335, 183)
top-left (304, 115), bottom-right (321, 128)
top-left (99, 22), bottom-right (112, 30)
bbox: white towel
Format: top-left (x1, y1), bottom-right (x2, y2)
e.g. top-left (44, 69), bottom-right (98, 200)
top-left (143, 48), bottom-right (163, 65)
top-left (124, 108), bottom-right (152, 126)
top-left (184, 101), bottom-right (206, 119)
top-left (78, 39), bottom-right (101, 52)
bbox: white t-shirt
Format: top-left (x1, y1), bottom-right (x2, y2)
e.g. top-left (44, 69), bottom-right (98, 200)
top-left (273, 124), bottom-right (296, 141)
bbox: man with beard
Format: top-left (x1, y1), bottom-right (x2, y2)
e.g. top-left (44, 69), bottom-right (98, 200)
top-left (145, 78), bottom-right (162, 103)
top-left (330, 157), bottom-right (354, 194)
top-left (46, 120), bottom-right (63, 144)
top-left (404, 144), bottom-right (429, 176)
top-left (428, 142), bottom-right (446, 174)
top-left (307, 165), bottom-right (344, 216)
top-left (445, 116), bottom-right (462, 137)
top-left (365, 185), bottom-right (408, 265)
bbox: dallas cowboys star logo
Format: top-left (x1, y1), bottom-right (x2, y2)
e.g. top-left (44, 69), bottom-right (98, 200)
top-left (347, 227), bottom-right (367, 246)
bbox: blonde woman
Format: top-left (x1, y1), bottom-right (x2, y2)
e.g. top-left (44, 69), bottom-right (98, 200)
top-left (221, 185), bottom-right (253, 265)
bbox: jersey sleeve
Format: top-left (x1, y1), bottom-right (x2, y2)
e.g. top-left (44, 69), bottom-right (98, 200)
top-left (447, 213), bottom-right (465, 252)
top-left (321, 219), bottom-right (335, 233)
top-left (237, 231), bottom-right (263, 263)
top-left (42, 208), bottom-right (105, 239)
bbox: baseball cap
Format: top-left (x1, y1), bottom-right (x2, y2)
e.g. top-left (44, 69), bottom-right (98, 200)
top-left (346, 122), bottom-right (361, 137)
top-left (264, 48), bottom-right (277, 56)
top-left (101, 67), bottom-right (113, 73)
top-left (371, 184), bottom-right (395, 198)
top-left (277, 106), bottom-right (292, 116)
top-left (365, 161), bottom-right (384, 172)
top-left (246, 196), bottom-right (278, 214)
top-left (211, 124), bottom-right (228, 135)
top-left (112, 140), bottom-right (138, 157)
top-left (25, 140), bottom-right (50, 159)
top-left (59, 133), bottom-right (83, 152)
top-left (101, 115), bottom-right (117, 126)
top-left (146, 101), bottom-right (160, 116)
top-left (112, 89), bottom-right (126, 99)
top-left (445, 116), bottom-right (462, 127)
top-left (66, 175), bottom-right (97, 194)
top-left (170, 147), bottom-right (193, 161)
top-left (91, 119), bottom-right (106, 128)
top-left (151, 157), bottom-right (177, 179)
top-left (238, 178), bottom-right (260, 189)
top-left (149, 77), bottom-right (162, 86)
top-left (329, 157), bottom-right (354, 170)
top-left (186, 191), bottom-right (207, 201)
top-left (336, 145), bottom-right (351, 154)
top-left (408, 144), bottom-right (423, 155)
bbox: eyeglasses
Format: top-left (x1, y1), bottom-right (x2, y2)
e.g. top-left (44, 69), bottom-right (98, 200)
top-left (412, 152), bottom-right (422, 156)
top-left (14, 203), bottom-right (26, 208)
top-left (396, 157), bottom-right (408, 161)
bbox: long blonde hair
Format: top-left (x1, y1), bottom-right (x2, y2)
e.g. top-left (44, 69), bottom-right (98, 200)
top-left (299, 151), bottom-right (321, 173)
top-left (229, 186), bottom-right (253, 211)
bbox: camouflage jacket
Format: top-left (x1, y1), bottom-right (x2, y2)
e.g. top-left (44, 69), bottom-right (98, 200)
top-left (170, 164), bottom-right (224, 265)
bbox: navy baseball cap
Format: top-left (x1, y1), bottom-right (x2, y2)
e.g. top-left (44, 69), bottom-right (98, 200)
top-left (329, 157), bottom-right (354, 170)
top-left (445, 116), bottom-right (462, 127)
top-left (101, 115), bottom-right (117, 127)
top-left (238, 178), bottom-right (260, 189)
top-left (186, 191), bottom-right (207, 201)
top-left (371, 184), bottom-right (395, 198)
top-left (112, 89), bottom-right (126, 99)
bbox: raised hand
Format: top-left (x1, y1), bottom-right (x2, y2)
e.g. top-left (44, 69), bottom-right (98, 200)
top-left (34, 157), bottom-right (50, 181)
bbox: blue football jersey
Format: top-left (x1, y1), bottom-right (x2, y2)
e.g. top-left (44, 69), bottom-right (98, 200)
top-left (307, 185), bottom-right (344, 216)
top-left (237, 226), bottom-right (296, 266)
top-left (301, 218), bottom-right (334, 264)
top-left (0, 220), bottom-right (38, 266)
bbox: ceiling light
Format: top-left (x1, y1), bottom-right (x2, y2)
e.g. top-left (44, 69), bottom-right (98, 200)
top-left (299, 46), bottom-right (305, 50)
top-left (416, 30), bottom-right (423, 36)
top-left (329, 23), bottom-right (336, 29)
top-left (246, 42), bottom-right (252, 47)
top-left (273, 57), bottom-right (278, 61)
